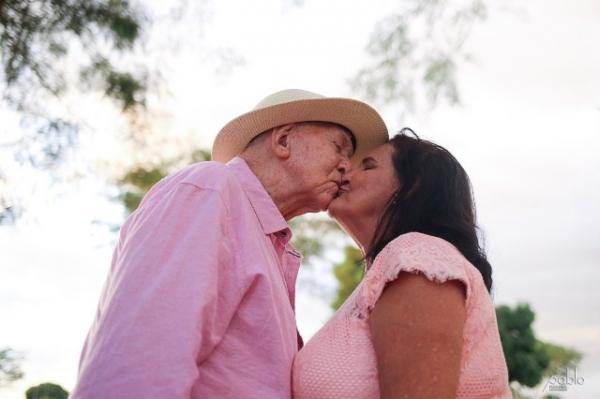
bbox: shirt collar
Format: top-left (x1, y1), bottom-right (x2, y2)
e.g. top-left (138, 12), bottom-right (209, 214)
top-left (226, 157), bottom-right (292, 241)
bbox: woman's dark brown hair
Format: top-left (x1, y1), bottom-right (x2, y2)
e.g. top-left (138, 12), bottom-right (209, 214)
top-left (365, 128), bottom-right (493, 292)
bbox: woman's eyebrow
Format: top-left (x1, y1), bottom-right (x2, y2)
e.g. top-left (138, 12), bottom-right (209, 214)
top-left (361, 156), bottom-right (377, 165)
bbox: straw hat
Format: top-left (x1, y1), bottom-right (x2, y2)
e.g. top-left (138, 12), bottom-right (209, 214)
top-left (212, 89), bottom-right (388, 165)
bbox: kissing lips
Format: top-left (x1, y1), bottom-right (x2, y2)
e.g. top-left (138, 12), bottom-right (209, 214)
top-left (334, 182), bottom-right (350, 199)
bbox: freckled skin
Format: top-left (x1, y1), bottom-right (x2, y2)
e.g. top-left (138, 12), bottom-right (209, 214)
top-left (240, 122), bottom-right (354, 220)
top-left (370, 274), bottom-right (466, 399)
top-left (286, 124), bottom-right (354, 213)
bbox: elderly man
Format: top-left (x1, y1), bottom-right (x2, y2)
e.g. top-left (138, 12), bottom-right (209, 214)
top-left (71, 89), bottom-right (387, 398)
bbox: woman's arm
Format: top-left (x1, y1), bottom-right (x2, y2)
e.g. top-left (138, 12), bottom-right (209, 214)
top-left (369, 272), bottom-right (467, 399)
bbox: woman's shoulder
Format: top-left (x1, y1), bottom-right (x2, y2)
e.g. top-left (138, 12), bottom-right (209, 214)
top-left (373, 232), bottom-right (466, 270)
top-left (367, 232), bottom-right (477, 301)
top-left (354, 232), bottom-right (475, 319)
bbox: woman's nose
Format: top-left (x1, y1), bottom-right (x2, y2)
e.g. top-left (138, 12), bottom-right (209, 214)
top-left (341, 168), bottom-right (355, 183)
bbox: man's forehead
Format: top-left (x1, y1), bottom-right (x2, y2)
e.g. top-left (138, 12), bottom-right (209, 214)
top-left (319, 123), bottom-right (354, 148)
top-left (298, 121), bottom-right (356, 152)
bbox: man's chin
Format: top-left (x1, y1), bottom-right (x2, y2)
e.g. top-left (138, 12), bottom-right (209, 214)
top-left (315, 187), bottom-right (346, 212)
top-left (320, 200), bottom-right (333, 212)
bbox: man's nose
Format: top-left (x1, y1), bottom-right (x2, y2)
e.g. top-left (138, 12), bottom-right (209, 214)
top-left (337, 157), bottom-right (352, 174)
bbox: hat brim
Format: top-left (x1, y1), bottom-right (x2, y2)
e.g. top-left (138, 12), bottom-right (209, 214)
top-left (212, 98), bottom-right (388, 166)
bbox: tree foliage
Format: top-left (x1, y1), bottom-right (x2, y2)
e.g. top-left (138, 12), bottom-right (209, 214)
top-left (25, 382), bottom-right (69, 399)
top-left (496, 303), bottom-right (551, 387)
top-left (0, 0), bottom-right (149, 223)
top-left (287, 215), bottom-right (344, 263)
top-left (538, 340), bottom-right (582, 377)
top-left (0, 0), bottom-right (146, 166)
top-left (0, 347), bottom-right (24, 386)
top-left (352, 0), bottom-right (488, 114)
top-left (330, 246), bottom-right (363, 310)
top-left (331, 246), bottom-right (363, 310)
top-left (0, 0), bottom-right (145, 110)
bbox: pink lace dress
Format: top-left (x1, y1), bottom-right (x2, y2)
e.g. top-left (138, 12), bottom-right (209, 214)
top-left (292, 232), bottom-right (511, 398)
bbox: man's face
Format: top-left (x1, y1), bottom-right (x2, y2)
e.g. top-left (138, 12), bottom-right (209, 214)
top-left (287, 123), bottom-right (354, 212)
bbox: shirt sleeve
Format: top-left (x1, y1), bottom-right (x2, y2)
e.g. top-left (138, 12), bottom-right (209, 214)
top-left (71, 183), bottom-right (243, 399)
top-left (356, 232), bottom-right (472, 319)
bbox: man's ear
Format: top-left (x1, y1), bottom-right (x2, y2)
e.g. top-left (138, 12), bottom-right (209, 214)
top-left (270, 123), bottom-right (295, 160)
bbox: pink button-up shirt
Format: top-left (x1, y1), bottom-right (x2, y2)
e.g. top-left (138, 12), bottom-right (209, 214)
top-left (71, 157), bottom-right (302, 399)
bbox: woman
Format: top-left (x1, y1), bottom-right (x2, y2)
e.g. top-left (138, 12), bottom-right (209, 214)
top-left (293, 129), bottom-right (511, 398)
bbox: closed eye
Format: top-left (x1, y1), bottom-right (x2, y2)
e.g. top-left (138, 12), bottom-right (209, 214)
top-left (334, 141), bottom-right (353, 158)
top-left (361, 156), bottom-right (377, 170)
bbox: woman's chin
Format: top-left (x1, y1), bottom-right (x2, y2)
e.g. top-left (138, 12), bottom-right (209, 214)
top-left (327, 204), bottom-right (358, 242)
top-left (327, 197), bottom-right (347, 220)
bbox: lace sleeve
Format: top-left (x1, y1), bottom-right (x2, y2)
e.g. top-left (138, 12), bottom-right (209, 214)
top-left (355, 232), bottom-right (472, 319)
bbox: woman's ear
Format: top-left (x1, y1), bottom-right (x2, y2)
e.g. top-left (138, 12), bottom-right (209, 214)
top-left (270, 123), bottom-right (295, 160)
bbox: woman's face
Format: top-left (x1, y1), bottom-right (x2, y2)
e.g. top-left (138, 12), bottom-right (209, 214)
top-left (328, 143), bottom-right (400, 245)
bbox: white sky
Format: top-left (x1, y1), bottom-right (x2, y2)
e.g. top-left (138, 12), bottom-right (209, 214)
top-left (1, 0), bottom-right (600, 397)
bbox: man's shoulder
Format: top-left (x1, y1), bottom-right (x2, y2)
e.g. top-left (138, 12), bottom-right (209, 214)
top-left (170, 161), bottom-right (238, 192)
top-left (136, 161), bottom-right (239, 207)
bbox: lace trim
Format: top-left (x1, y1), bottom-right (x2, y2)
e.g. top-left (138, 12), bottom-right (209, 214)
top-left (351, 232), bottom-right (472, 320)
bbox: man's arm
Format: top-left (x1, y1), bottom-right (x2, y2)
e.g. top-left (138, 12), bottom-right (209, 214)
top-left (71, 183), bottom-right (242, 399)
